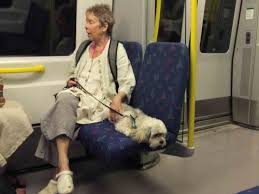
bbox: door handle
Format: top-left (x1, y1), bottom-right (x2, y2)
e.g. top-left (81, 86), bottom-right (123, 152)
top-left (0, 65), bottom-right (45, 74)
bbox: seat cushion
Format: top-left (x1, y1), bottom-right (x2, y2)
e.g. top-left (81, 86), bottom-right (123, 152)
top-left (78, 120), bottom-right (175, 164)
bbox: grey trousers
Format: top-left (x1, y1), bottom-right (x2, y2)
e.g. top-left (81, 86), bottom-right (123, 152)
top-left (35, 93), bottom-right (79, 166)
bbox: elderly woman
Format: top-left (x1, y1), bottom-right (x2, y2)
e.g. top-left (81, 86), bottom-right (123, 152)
top-left (36, 4), bottom-right (135, 194)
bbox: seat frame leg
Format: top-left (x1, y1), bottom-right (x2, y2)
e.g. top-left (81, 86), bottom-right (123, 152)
top-left (137, 152), bottom-right (160, 170)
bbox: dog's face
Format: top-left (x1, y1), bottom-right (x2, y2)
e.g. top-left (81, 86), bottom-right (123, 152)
top-left (117, 105), bottom-right (168, 149)
top-left (148, 119), bottom-right (167, 149)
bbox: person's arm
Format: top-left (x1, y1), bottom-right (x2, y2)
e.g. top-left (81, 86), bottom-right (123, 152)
top-left (110, 91), bottom-right (127, 122)
top-left (110, 43), bottom-right (136, 122)
top-left (66, 78), bottom-right (78, 88)
top-left (66, 59), bottom-right (78, 88)
top-left (116, 43), bottom-right (136, 101)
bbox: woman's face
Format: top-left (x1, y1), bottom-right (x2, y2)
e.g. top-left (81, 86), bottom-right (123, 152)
top-left (85, 12), bottom-right (108, 41)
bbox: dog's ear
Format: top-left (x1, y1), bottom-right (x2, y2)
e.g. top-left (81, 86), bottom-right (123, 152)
top-left (131, 129), bottom-right (149, 143)
top-left (157, 120), bottom-right (167, 133)
top-left (149, 120), bottom-right (167, 138)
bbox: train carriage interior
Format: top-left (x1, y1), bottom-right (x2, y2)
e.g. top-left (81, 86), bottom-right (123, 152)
top-left (1, 0), bottom-right (259, 194)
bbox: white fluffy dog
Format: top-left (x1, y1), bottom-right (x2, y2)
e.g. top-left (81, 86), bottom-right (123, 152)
top-left (114, 104), bottom-right (167, 149)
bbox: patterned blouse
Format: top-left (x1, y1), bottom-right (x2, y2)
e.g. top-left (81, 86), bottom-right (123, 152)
top-left (59, 39), bottom-right (136, 124)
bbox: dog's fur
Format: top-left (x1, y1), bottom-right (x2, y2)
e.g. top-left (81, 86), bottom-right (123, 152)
top-left (114, 104), bottom-right (167, 149)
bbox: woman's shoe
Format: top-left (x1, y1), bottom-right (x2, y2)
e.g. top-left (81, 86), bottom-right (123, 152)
top-left (38, 180), bottom-right (57, 194)
top-left (56, 170), bottom-right (74, 194)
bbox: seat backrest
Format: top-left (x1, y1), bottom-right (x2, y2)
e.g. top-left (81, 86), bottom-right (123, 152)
top-left (122, 41), bottom-right (143, 82)
top-left (131, 42), bottom-right (189, 136)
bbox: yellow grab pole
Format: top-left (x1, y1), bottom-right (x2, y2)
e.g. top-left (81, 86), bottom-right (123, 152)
top-left (188, 0), bottom-right (197, 148)
top-left (152, 0), bottom-right (162, 42)
top-left (0, 65), bottom-right (45, 74)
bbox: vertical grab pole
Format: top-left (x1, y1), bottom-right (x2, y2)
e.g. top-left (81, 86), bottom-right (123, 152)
top-left (152, 0), bottom-right (162, 42)
top-left (188, 0), bottom-right (197, 149)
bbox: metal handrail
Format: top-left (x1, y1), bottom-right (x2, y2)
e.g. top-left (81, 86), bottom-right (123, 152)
top-left (0, 65), bottom-right (45, 74)
top-left (188, 0), bottom-right (197, 149)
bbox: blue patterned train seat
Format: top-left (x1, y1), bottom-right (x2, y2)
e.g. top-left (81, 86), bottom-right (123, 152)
top-left (122, 41), bottom-right (143, 81)
top-left (131, 42), bottom-right (189, 139)
top-left (78, 42), bottom-right (189, 165)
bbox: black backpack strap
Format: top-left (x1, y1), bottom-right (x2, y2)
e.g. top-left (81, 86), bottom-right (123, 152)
top-left (75, 40), bottom-right (92, 66)
top-left (108, 39), bottom-right (119, 91)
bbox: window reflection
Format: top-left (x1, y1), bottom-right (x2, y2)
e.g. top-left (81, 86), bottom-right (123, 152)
top-left (0, 0), bottom-right (12, 8)
top-left (0, 0), bottom-right (76, 56)
top-left (157, 0), bottom-right (184, 42)
top-left (54, 2), bottom-right (76, 55)
top-left (200, 0), bottom-right (236, 53)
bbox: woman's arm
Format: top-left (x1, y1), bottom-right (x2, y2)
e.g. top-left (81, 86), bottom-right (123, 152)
top-left (66, 57), bottom-right (79, 88)
top-left (116, 43), bottom-right (136, 102)
top-left (110, 91), bottom-right (127, 122)
top-left (110, 43), bottom-right (136, 122)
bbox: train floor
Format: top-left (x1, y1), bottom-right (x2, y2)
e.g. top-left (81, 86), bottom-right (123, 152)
top-left (18, 124), bottom-right (259, 194)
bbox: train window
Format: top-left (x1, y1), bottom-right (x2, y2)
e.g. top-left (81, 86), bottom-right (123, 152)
top-left (200, 0), bottom-right (236, 53)
top-left (0, 0), bottom-right (12, 8)
top-left (0, 0), bottom-right (76, 56)
top-left (157, 0), bottom-right (184, 42)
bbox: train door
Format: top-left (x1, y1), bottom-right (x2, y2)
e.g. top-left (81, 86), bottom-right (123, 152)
top-left (0, 0), bottom-right (112, 124)
top-left (195, 0), bottom-right (241, 127)
top-left (232, 0), bottom-right (259, 128)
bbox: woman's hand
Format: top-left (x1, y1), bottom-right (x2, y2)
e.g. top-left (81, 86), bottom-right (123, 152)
top-left (67, 78), bottom-right (78, 88)
top-left (110, 92), bottom-right (127, 122)
top-left (110, 95), bottom-right (122, 123)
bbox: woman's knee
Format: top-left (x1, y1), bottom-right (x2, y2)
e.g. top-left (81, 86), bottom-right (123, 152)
top-left (56, 134), bottom-right (71, 142)
top-left (56, 93), bottom-right (79, 106)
